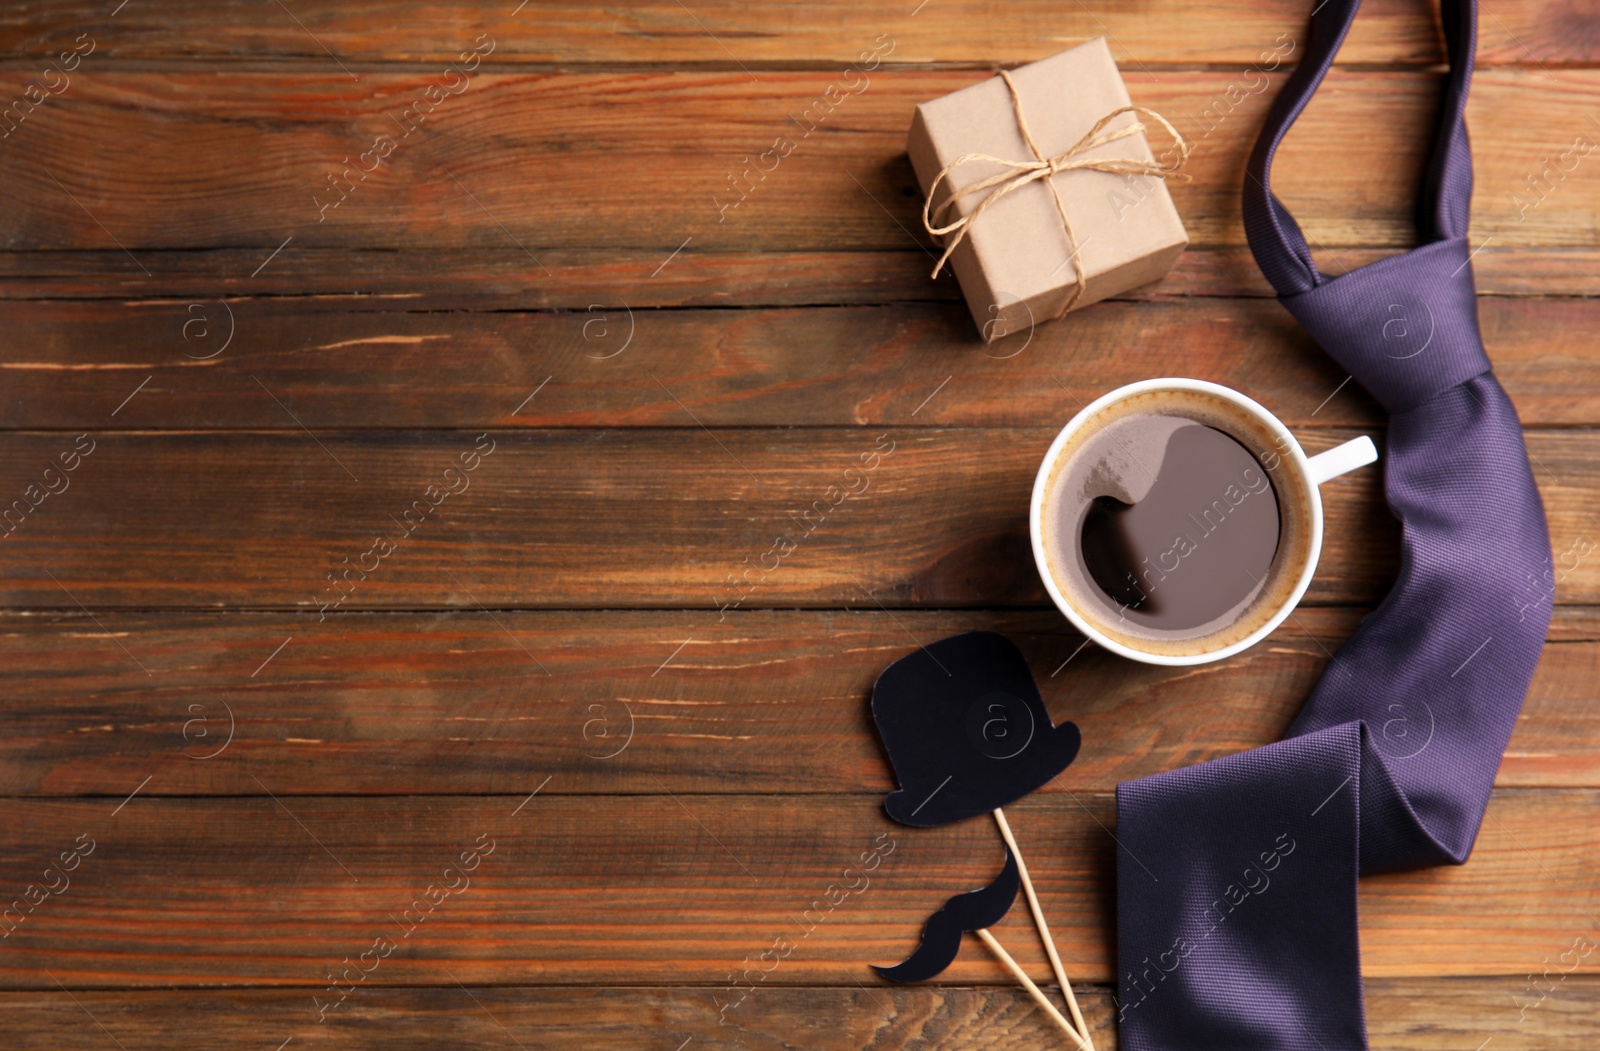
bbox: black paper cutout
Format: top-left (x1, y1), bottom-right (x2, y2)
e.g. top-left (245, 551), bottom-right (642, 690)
top-left (872, 843), bottom-right (1021, 983)
top-left (872, 631), bottom-right (1081, 827)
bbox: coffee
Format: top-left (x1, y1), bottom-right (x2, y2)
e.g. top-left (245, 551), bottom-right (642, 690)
top-left (1042, 401), bottom-right (1289, 646)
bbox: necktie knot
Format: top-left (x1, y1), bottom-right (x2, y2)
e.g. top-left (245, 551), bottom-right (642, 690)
top-left (1281, 237), bottom-right (1493, 414)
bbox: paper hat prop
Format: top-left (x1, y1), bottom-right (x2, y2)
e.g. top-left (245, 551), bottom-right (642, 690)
top-left (872, 631), bottom-right (1081, 827)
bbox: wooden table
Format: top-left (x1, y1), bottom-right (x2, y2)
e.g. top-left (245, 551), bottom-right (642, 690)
top-left (0, 2), bottom-right (1595, 1048)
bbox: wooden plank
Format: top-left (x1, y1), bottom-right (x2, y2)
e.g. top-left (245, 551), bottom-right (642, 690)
top-left (0, 427), bottom-right (1594, 610)
top-left (0, 608), bottom-right (1594, 797)
top-left (0, 0), bottom-right (1592, 66)
top-left (0, 789), bottom-right (1591, 986)
top-left (0, 427), bottom-right (1392, 609)
top-left (4, 71), bottom-right (1599, 255)
top-left (5, 245), bottom-right (1600, 303)
top-left (3, 296), bottom-right (1598, 429)
top-left (1, 978), bottom-right (1594, 1050)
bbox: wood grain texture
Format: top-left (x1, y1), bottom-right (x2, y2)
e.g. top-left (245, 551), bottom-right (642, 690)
top-left (1, 0), bottom-right (1594, 66)
top-left (6, 246), bottom-right (1600, 303)
top-left (1, 427), bottom-right (1595, 609)
top-left (3, 296), bottom-right (1599, 428)
top-left (5, 71), bottom-right (1599, 255)
top-left (0, 789), bottom-right (1593, 987)
top-left (0, 608), bottom-right (1595, 798)
top-left (0, 1), bottom-right (1594, 1042)
top-left (2, 978), bottom-right (1594, 1050)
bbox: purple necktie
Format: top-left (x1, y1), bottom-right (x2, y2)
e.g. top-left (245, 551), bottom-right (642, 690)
top-left (1113, 0), bottom-right (1553, 1047)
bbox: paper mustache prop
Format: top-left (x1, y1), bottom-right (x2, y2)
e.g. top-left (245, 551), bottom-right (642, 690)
top-left (873, 842), bottom-right (1020, 983)
top-left (871, 631), bottom-right (1095, 1050)
top-left (873, 842), bottom-right (1082, 1043)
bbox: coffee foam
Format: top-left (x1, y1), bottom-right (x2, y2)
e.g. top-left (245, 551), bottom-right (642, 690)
top-left (1040, 388), bottom-right (1314, 658)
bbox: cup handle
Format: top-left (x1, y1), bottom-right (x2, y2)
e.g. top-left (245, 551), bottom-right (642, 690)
top-left (1305, 435), bottom-right (1379, 486)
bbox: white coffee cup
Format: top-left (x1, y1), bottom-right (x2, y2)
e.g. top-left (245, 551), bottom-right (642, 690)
top-left (1029, 378), bottom-right (1378, 667)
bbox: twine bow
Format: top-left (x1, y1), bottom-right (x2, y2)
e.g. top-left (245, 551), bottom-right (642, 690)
top-left (923, 69), bottom-right (1191, 318)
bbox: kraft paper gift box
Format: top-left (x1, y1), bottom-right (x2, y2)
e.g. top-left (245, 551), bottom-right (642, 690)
top-left (906, 38), bottom-right (1188, 342)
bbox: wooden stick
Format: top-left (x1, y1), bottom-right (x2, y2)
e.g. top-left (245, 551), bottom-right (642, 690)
top-left (994, 807), bottom-right (1096, 1051)
top-left (974, 927), bottom-right (1090, 1051)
